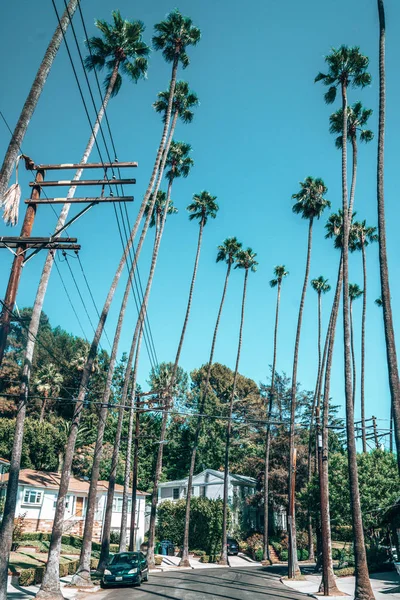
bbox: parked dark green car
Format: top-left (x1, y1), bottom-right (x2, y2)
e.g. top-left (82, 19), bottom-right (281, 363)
top-left (101, 552), bottom-right (149, 587)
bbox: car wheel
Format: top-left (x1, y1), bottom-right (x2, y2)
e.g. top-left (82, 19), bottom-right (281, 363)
top-left (100, 582), bottom-right (107, 589)
top-left (143, 571), bottom-right (149, 582)
top-left (136, 574), bottom-right (142, 587)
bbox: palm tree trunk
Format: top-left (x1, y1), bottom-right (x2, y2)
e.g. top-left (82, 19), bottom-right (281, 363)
top-left (97, 157), bottom-right (177, 571)
top-left (129, 398), bottom-right (140, 551)
top-left (220, 268), bottom-right (249, 565)
top-left (263, 280), bottom-right (282, 561)
top-left (318, 257), bottom-right (342, 594)
top-left (36, 62), bottom-right (180, 600)
top-left (39, 391), bottom-right (48, 424)
top-left (0, 0), bottom-right (78, 200)
top-left (349, 137), bottom-right (358, 217)
top-left (350, 300), bottom-right (357, 408)
top-left (341, 79), bottom-right (374, 600)
top-left (361, 242), bottom-right (367, 453)
top-left (306, 290), bottom-right (322, 562)
top-left (148, 216), bottom-right (206, 569)
top-left (119, 327), bottom-right (144, 552)
top-left (288, 218), bottom-right (313, 578)
top-left (120, 182), bottom-right (173, 552)
top-left (146, 407), bottom-right (168, 569)
top-left (376, 0), bottom-right (400, 473)
top-left (180, 261), bottom-right (233, 567)
top-left (1, 59), bottom-right (122, 600)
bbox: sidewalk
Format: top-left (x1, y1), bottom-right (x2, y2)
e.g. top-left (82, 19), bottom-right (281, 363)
top-left (282, 571), bottom-right (400, 600)
top-left (7, 575), bottom-right (79, 600)
top-left (152, 553), bottom-right (260, 571)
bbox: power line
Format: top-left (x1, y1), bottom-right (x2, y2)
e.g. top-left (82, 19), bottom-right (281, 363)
top-left (52, 253), bottom-right (89, 342)
top-left (54, 0), bottom-right (158, 370)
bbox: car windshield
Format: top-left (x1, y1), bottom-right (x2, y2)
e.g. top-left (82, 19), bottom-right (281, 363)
top-left (109, 553), bottom-right (139, 565)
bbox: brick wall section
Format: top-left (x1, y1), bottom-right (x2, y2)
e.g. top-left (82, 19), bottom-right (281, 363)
top-left (21, 518), bottom-right (102, 540)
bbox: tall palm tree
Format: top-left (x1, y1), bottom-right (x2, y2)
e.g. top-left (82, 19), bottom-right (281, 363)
top-left (33, 363), bottom-right (63, 423)
top-left (118, 143), bottom-right (193, 552)
top-left (1, 12), bottom-right (149, 598)
top-left (263, 265), bottom-right (288, 561)
top-left (349, 283), bottom-right (363, 410)
top-left (0, 0), bottom-right (79, 202)
top-left (97, 82), bottom-right (199, 572)
top-left (316, 45), bottom-right (374, 599)
top-left (220, 248), bottom-right (258, 565)
top-left (306, 275), bottom-right (330, 560)
top-left (180, 237), bottom-right (242, 567)
top-left (376, 0), bottom-right (400, 473)
top-left (329, 101), bottom-right (373, 215)
top-left (37, 11), bottom-right (200, 597)
top-left (147, 191), bottom-right (219, 569)
top-left (288, 177), bottom-right (330, 577)
top-left (351, 221), bottom-right (378, 452)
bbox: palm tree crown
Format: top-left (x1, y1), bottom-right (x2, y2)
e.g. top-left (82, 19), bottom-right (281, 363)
top-left (216, 237), bottom-right (242, 265)
top-left (351, 220), bottom-right (378, 251)
top-left (311, 276), bottom-right (331, 295)
top-left (329, 101), bottom-right (373, 149)
top-left (270, 265), bottom-right (289, 288)
top-left (349, 283), bottom-right (363, 301)
top-left (292, 177), bottom-right (330, 220)
top-left (187, 191), bottom-right (219, 225)
top-left (165, 141), bottom-right (194, 182)
top-left (84, 10), bottom-right (150, 96)
top-left (34, 363), bottom-right (63, 397)
top-left (315, 45), bottom-right (371, 104)
top-left (144, 190), bottom-right (178, 228)
top-left (153, 9), bottom-right (201, 69)
top-left (154, 81), bottom-right (199, 124)
top-left (235, 248), bottom-right (258, 272)
top-left (325, 209), bottom-right (358, 250)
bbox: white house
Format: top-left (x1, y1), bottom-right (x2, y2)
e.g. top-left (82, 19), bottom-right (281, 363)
top-left (0, 469), bottom-right (148, 550)
top-left (158, 469), bottom-right (258, 531)
top-left (0, 457), bottom-right (9, 482)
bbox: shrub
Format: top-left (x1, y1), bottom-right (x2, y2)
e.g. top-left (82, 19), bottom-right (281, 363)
top-left (244, 533), bottom-right (263, 560)
top-left (67, 559), bottom-right (79, 575)
top-left (331, 547), bottom-right (341, 560)
top-left (34, 567), bottom-right (45, 584)
top-left (21, 532), bottom-right (51, 542)
top-left (280, 549), bottom-right (288, 561)
top-left (110, 531), bottom-right (120, 545)
top-left (255, 549), bottom-right (263, 562)
top-left (191, 550), bottom-right (206, 557)
top-left (200, 555), bottom-right (209, 563)
top-left (59, 563), bottom-right (70, 578)
top-left (90, 557), bottom-right (99, 570)
top-left (335, 566), bottom-right (355, 577)
top-left (297, 548), bottom-right (309, 561)
top-left (154, 556), bottom-right (163, 566)
top-left (19, 569), bottom-right (35, 586)
top-left (110, 544), bottom-right (119, 553)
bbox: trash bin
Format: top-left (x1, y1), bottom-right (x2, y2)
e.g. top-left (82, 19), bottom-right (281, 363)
top-left (155, 542), bottom-right (161, 554)
top-left (161, 541), bottom-right (168, 556)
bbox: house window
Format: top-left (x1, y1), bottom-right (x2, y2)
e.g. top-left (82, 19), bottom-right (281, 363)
top-left (23, 490), bottom-right (42, 505)
top-left (112, 498), bottom-right (123, 512)
top-left (183, 488), bottom-right (187, 496)
top-left (173, 488), bottom-right (179, 500)
top-left (200, 486), bottom-right (206, 498)
top-left (54, 495), bottom-right (70, 509)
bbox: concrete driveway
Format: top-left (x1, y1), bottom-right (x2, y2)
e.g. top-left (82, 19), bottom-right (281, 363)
top-left (95, 566), bottom-right (307, 600)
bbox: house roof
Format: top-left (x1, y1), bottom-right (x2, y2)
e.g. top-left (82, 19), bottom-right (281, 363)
top-left (1, 469), bottom-right (148, 496)
top-left (0, 457), bottom-right (10, 465)
top-left (158, 468), bottom-right (256, 488)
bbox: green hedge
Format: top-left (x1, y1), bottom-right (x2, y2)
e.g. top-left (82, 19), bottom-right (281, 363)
top-left (18, 559), bottom-right (79, 586)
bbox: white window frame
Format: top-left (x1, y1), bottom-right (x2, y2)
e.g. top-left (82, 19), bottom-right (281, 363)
top-left (22, 489), bottom-right (43, 506)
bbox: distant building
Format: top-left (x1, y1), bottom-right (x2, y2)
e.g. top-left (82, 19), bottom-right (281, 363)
top-left (0, 469), bottom-right (148, 549)
top-left (0, 457), bottom-right (9, 482)
top-left (158, 468), bottom-right (258, 532)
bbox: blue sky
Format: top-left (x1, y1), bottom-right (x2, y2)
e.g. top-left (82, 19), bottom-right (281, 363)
top-left (1, 0), bottom-right (399, 446)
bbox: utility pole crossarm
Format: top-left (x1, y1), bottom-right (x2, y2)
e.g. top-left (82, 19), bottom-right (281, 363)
top-left (24, 196), bottom-right (134, 204)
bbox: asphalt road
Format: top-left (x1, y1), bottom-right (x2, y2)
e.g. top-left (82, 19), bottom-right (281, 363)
top-left (95, 566), bottom-right (308, 600)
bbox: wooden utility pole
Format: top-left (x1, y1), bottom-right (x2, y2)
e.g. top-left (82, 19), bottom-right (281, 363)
top-left (0, 160), bottom-right (42, 364)
top-left (129, 396), bottom-right (140, 552)
top-left (0, 159), bottom-right (136, 367)
top-left (288, 447), bottom-right (297, 579)
top-left (372, 415), bottom-right (380, 449)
